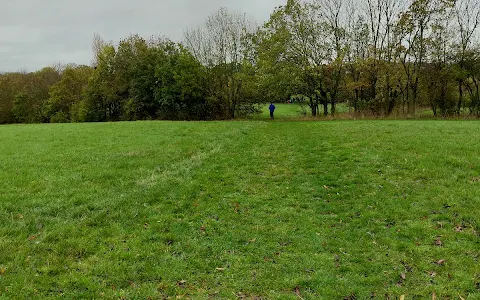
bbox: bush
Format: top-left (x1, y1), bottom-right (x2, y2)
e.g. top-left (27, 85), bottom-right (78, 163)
top-left (50, 111), bottom-right (68, 123)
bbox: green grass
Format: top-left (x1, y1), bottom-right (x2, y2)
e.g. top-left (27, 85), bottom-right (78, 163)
top-left (0, 120), bottom-right (479, 299)
top-left (254, 103), bottom-right (305, 119)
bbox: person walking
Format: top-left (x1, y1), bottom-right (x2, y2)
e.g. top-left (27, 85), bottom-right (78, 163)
top-left (269, 102), bottom-right (276, 119)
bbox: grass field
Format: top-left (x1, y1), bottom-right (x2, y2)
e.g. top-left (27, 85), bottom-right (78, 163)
top-left (0, 120), bottom-right (479, 299)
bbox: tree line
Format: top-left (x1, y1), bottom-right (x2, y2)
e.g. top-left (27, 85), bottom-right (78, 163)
top-left (1, 0), bottom-right (480, 124)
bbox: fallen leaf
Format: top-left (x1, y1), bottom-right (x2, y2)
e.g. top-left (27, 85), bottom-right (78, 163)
top-left (459, 294), bottom-right (466, 300)
top-left (176, 280), bottom-right (186, 287)
top-left (343, 293), bottom-right (357, 300)
top-left (435, 259), bottom-right (446, 265)
top-left (294, 286), bottom-right (303, 299)
top-left (401, 261), bottom-right (413, 272)
top-left (432, 291), bottom-right (436, 300)
top-left (233, 202), bottom-right (240, 213)
top-left (235, 292), bottom-right (247, 299)
top-left (215, 268), bottom-right (225, 271)
top-left (427, 271), bottom-right (437, 277)
top-left (334, 254), bottom-right (340, 268)
top-left (0, 267), bottom-right (6, 275)
top-left (28, 235), bottom-right (37, 241)
top-left (400, 295), bottom-right (405, 300)
top-left (401, 273), bottom-right (406, 280)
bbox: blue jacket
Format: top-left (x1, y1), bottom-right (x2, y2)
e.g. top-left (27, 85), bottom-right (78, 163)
top-left (269, 104), bottom-right (276, 112)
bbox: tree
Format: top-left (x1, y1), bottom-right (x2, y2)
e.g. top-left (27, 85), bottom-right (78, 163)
top-left (83, 43), bottom-right (118, 122)
top-left (314, 0), bottom-right (349, 115)
top-left (11, 68), bottom-right (61, 123)
top-left (256, 0), bottom-right (333, 116)
top-left (45, 65), bottom-right (93, 122)
top-left (344, 5), bottom-right (370, 113)
top-left (0, 73), bottom-right (23, 124)
top-left (185, 7), bottom-right (258, 118)
top-left (153, 42), bottom-right (208, 120)
top-left (453, 0), bottom-right (480, 114)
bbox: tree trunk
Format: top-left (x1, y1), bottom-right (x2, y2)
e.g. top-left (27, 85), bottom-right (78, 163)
top-left (354, 89), bottom-right (359, 112)
top-left (387, 92), bottom-right (396, 116)
top-left (457, 81), bottom-right (463, 115)
top-left (310, 97), bottom-right (317, 117)
top-left (474, 78), bottom-right (480, 116)
top-left (412, 78), bottom-right (419, 115)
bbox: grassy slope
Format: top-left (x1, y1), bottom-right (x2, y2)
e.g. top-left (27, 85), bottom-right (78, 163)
top-left (0, 120), bottom-right (479, 299)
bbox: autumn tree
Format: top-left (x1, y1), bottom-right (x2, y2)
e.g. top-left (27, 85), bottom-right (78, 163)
top-left (11, 68), bottom-right (61, 123)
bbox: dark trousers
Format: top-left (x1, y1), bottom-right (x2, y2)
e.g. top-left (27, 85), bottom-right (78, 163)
top-left (270, 111), bottom-right (274, 119)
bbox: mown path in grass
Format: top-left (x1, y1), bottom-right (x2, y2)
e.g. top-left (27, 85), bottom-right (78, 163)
top-left (0, 121), bottom-right (479, 299)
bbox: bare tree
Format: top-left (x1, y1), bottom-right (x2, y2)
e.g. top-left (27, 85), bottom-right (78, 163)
top-left (184, 8), bottom-right (257, 118)
top-left (184, 8), bottom-right (256, 68)
top-left (314, 0), bottom-right (348, 115)
top-left (91, 32), bottom-right (111, 67)
top-left (455, 0), bottom-right (480, 60)
top-left (454, 0), bottom-right (480, 113)
top-left (358, 0), bottom-right (404, 114)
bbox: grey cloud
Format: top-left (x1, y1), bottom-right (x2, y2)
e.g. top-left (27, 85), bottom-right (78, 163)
top-left (0, 0), bottom-right (285, 72)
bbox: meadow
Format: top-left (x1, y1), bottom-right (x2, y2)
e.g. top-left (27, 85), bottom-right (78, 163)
top-left (0, 107), bottom-right (479, 299)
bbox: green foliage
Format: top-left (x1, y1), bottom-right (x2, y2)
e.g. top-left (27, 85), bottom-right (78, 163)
top-left (11, 68), bottom-right (61, 123)
top-left (49, 111), bottom-right (68, 123)
top-left (423, 63), bottom-right (458, 116)
top-left (83, 44), bottom-right (121, 122)
top-left (79, 33), bottom-right (249, 122)
top-left (153, 43), bottom-right (207, 120)
top-left (45, 65), bottom-right (93, 123)
top-left (0, 73), bottom-right (22, 124)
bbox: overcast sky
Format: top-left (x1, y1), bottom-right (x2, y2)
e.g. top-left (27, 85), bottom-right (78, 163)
top-left (0, 0), bottom-right (286, 72)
